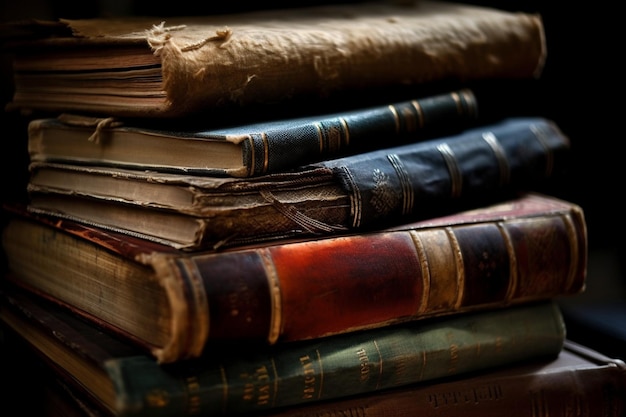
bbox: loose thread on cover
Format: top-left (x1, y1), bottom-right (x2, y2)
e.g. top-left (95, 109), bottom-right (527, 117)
top-left (88, 117), bottom-right (122, 144)
top-left (259, 190), bottom-right (347, 233)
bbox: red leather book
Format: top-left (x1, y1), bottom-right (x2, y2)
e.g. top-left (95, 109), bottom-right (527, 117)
top-left (1, 192), bottom-right (587, 363)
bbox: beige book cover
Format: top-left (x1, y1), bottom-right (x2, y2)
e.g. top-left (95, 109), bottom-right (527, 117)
top-left (2, 1), bottom-right (546, 118)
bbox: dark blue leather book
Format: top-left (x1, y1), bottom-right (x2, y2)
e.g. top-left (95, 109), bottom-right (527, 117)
top-left (28, 88), bottom-right (479, 177)
top-left (26, 117), bottom-right (571, 250)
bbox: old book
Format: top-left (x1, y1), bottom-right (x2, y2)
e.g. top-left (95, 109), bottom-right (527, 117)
top-left (9, 338), bottom-right (625, 417)
top-left (1, 192), bottom-right (587, 364)
top-left (25, 117), bottom-right (571, 250)
top-left (258, 339), bottom-right (626, 417)
top-left (1, 1), bottom-right (546, 118)
top-left (0, 287), bottom-right (567, 416)
top-left (26, 88), bottom-right (479, 178)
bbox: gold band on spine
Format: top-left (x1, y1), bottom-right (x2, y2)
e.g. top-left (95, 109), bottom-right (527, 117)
top-left (259, 248), bottom-right (282, 345)
top-left (451, 90), bottom-right (464, 115)
top-left (388, 104), bottom-right (401, 134)
top-left (263, 133), bottom-right (270, 173)
top-left (339, 117), bottom-right (350, 147)
top-left (173, 258), bottom-right (210, 361)
top-left (436, 143), bottom-right (462, 198)
top-left (411, 229), bottom-right (462, 314)
top-left (410, 100), bottom-right (425, 129)
top-left (387, 153), bottom-right (414, 215)
top-left (457, 88), bottom-right (478, 117)
top-left (497, 222), bottom-right (518, 302)
top-left (262, 132), bottom-right (270, 174)
top-left (444, 227), bottom-right (465, 309)
top-left (315, 119), bottom-right (351, 154)
top-left (314, 122), bottom-right (324, 154)
top-left (482, 131), bottom-right (510, 187)
top-left (409, 230), bottom-right (431, 315)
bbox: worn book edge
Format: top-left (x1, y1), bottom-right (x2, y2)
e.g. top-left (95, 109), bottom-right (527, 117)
top-left (3, 1), bottom-right (546, 117)
top-left (2, 192), bottom-right (587, 363)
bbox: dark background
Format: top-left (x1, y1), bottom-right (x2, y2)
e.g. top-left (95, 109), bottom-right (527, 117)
top-left (1, 0), bottom-right (624, 355)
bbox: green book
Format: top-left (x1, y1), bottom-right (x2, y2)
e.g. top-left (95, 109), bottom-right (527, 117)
top-left (0, 287), bottom-right (566, 417)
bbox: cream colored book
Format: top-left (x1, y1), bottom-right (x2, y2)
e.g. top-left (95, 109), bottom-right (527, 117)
top-left (2, 1), bottom-right (546, 118)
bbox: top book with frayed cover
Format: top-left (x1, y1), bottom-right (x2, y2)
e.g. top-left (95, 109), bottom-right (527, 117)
top-left (1, 1), bottom-right (546, 118)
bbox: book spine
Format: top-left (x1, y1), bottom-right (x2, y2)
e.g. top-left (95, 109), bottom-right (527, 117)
top-left (323, 117), bottom-right (571, 230)
top-left (106, 302), bottom-right (566, 417)
top-left (242, 89), bottom-right (478, 176)
top-left (263, 355), bottom-right (626, 417)
top-left (155, 203), bottom-right (585, 362)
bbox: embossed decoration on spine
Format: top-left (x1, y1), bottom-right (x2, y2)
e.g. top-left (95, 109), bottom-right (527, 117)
top-left (330, 118), bottom-right (569, 230)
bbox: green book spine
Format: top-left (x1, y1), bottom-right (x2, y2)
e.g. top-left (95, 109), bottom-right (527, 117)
top-left (106, 301), bottom-right (565, 416)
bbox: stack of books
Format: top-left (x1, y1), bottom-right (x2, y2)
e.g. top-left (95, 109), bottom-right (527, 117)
top-left (1, 2), bottom-right (625, 416)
